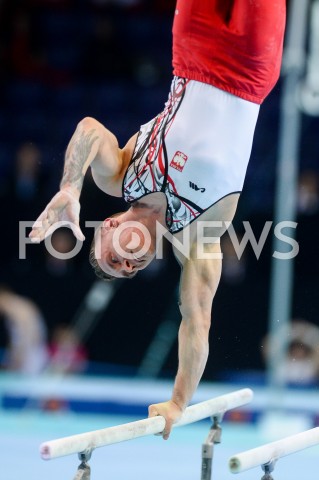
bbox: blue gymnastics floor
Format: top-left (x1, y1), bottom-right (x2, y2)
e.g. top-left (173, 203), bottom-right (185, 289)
top-left (1, 374), bottom-right (319, 480)
top-left (1, 408), bottom-right (319, 480)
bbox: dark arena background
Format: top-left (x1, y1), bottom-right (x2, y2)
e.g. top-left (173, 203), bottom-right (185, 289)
top-left (0, 0), bottom-right (319, 393)
top-left (1, 0), bottom-right (319, 381)
top-left (0, 0), bottom-right (319, 380)
top-left (2, 2), bottom-right (319, 480)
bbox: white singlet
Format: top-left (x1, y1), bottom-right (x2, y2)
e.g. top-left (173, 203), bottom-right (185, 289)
top-left (123, 77), bottom-right (260, 233)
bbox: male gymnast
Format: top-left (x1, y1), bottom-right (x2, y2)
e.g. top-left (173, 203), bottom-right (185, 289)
top-left (30, 0), bottom-right (286, 439)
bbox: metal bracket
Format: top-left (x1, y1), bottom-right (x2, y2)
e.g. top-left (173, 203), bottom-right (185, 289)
top-left (72, 450), bottom-right (93, 480)
top-left (201, 415), bottom-right (223, 480)
top-left (261, 460), bottom-right (276, 480)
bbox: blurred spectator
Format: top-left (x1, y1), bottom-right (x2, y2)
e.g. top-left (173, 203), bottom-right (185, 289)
top-left (133, 55), bottom-right (161, 87)
top-left (14, 142), bottom-right (45, 201)
top-left (262, 319), bottom-right (319, 387)
top-left (221, 234), bottom-right (247, 285)
top-left (0, 142), bottom-right (52, 264)
top-left (8, 7), bottom-right (45, 80)
top-left (44, 228), bottom-right (80, 276)
top-left (16, 226), bottom-right (94, 332)
top-left (0, 286), bottom-right (49, 374)
top-left (4, 3), bottom-right (71, 85)
top-left (80, 13), bottom-right (131, 81)
top-left (297, 170), bottom-right (319, 215)
top-left (48, 323), bottom-right (88, 374)
top-left (295, 170), bottom-right (319, 278)
top-left (1, 142), bottom-right (51, 213)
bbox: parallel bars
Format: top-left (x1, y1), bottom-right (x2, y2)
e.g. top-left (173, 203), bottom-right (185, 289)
top-left (40, 388), bottom-right (253, 460)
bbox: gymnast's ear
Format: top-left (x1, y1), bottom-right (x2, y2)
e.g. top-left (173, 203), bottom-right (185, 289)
top-left (102, 218), bottom-right (119, 230)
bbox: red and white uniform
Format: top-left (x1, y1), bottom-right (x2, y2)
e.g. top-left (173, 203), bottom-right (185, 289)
top-left (123, 1), bottom-right (286, 233)
top-left (173, 0), bottom-right (286, 104)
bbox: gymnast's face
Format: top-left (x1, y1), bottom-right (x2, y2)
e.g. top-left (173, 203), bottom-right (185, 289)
top-left (94, 216), bottom-right (155, 279)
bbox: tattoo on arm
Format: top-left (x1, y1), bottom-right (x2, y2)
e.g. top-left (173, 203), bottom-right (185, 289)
top-left (60, 129), bottom-right (99, 192)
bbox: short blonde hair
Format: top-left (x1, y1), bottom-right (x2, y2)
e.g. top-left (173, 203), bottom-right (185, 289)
top-left (88, 213), bottom-right (137, 281)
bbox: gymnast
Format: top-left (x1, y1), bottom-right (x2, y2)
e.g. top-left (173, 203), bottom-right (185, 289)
top-left (30, 0), bottom-right (286, 439)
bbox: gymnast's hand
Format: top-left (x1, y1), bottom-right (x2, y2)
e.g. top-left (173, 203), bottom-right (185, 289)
top-left (29, 189), bottom-right (85, 243)
top-left (148, 400), bottom-right (183, 440)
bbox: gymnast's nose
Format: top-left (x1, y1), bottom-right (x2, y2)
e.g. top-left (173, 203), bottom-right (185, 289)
top-left (123, 259), bottom-right (135, 273)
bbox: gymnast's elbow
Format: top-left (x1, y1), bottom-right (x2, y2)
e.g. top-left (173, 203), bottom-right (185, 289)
top-left (76, 116), bottom-right (100, 132)
top-left (179, 302), bottom-right (212, 335)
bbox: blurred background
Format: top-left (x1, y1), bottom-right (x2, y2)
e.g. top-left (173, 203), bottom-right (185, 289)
top-left (1, 1), bottom-right (319, 479)
top-left (0, 0), bottom-right (319, 406)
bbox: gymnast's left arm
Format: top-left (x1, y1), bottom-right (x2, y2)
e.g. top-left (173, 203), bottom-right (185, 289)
top-left (148, 242), bottom-right (222, 439)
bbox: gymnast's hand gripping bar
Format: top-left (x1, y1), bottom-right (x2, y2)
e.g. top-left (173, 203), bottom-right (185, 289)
top-left (40, 388), bottom-right (253, 460)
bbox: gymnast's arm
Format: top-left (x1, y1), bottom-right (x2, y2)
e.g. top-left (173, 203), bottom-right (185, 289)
top-left (29, 117), bottom-right (127, 242)
top-left (148, 242), bottom-right (222, 439)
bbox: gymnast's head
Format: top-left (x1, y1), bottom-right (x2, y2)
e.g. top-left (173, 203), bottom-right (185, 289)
top-left (89, 212), bottom-right (156, 281)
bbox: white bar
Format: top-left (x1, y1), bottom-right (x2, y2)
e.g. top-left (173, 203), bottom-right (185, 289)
top-left (229, 426), bottom-right (319, 473)
top-left (40, 388), bottom-right (253, 460)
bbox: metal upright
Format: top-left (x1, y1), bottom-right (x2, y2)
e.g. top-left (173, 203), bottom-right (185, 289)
top-left (267, 0), bottom-right (310, 393)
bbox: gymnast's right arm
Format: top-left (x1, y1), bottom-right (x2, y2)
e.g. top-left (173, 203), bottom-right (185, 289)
top-left (29, 117), bottom-right (124, 243)
top-left (148, 242), bottom-right (222, 439)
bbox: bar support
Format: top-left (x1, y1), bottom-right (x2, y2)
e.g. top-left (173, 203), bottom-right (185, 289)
top-left (261, 461), bottom-right (276, 480)
top-left (72, 451), bottom-right (92, 480)
top-left (201, 415), bottom-right (222, 480)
